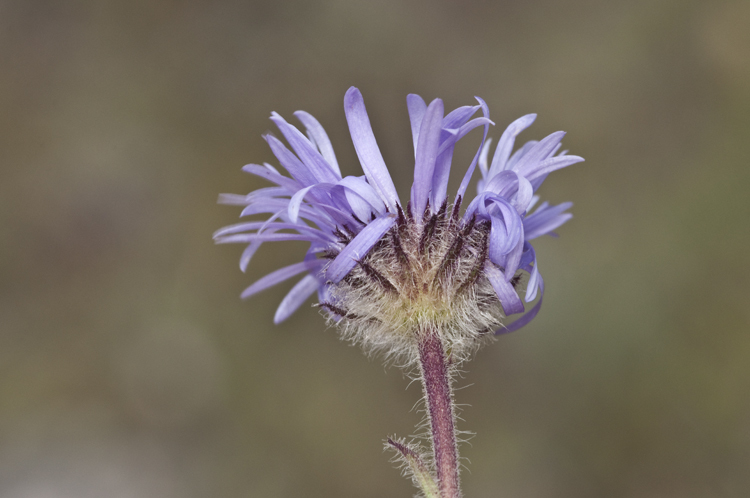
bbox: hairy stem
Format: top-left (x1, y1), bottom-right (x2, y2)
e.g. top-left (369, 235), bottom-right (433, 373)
top-left (418, 329), bottom-right (460, 498)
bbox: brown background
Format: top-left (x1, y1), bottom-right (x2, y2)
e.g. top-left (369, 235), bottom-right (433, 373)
top-left (1, 0), bottom-right (749, 496)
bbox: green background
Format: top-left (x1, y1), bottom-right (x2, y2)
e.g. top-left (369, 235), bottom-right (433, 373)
top-left (2, 1), bottom-right (749, 496)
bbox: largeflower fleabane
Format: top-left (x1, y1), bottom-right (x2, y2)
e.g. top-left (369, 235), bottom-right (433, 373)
top-left (215, 87), bottom-right (583, 358)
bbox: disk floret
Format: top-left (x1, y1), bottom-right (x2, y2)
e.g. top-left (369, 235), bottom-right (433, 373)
top-left (324, 199), bottom-right (508, 361)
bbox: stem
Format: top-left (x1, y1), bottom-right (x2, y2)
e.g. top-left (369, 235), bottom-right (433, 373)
top-left (418, 329), bottom-right (460, 498)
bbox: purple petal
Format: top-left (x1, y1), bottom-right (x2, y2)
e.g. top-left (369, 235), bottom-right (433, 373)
top-left (498, 274), bottom-right (544, 334)
top-left (527, 213), bottom-right (572, 240)
top-left (485, 263), bottom-right (524, 315)
top-left (481, 196), bottom-right (523, 261)
top-left (457, 96), bottom-right (491, 200)
top-left (290, 184), bottom-right (361, 229)
top-left (344, 87), bottom-right (400, 212)
top-left (504, 232), bottom-right (524, 281)
top-left (478, 138), bottom-right (493, 178)
top-left (518, 242), bottom-right (535, 267)
top-left (411, 98), bottom-right (444, 219)
top-left (239, 199), bottom-right (332, 228)
top-left (264, 135), bottom-right (319, 187)
top-left (294, 110), bottom-right (340, 177)
top-left (462, 190), bottom-right (495, 222)
top-left (521, 155), bottom-right (585, 183)
top-left (326, 214), bottom-right (396, 283)
top-left (527, 195), bottom-right (540, 212)
top-left (241, 260), bottom-right (323, 299)
top-left (241, 163), bottom-right (302, 192)
top-left (525, 257), bottom-right (541, 302)
top-left (506, 140), bottom-right (538, 170)
top-left (430, 138), bottom-right (458, 211)
top-left (529, 173), bottom-right (548, 192)
top-left (484, 170), bottom-right (518, 196)
top-left (270, 112), bottom-right (340, 184)
top-left (288, 185), bottom-right (314, 223)
top-left (511, 131), bottom-right (566, 176)
top-left (430, 116), bottom-right (493, 209)
top-left (216, 233), bottom-right (323, 244)
top-left (214, 221), bottom-right (288, 238)
top-left (488, 219), bottom-right (511, 263)
top-left (488, 114), bottom-right (537, 178)
top-left (443, 105), bottom-right (479, 130)
top-left (274, 274), bottom-right (323, 324)
top-left (338, 176), bottom-right (386, 215)
top-left (523, 202), bottom-right (573, 240)
top-left (218, 193), bottom-right (252, 205)
top-left (513, 176), bottom-right (534, 214)
top-left (530, 200), bottom-right (549, 214)
top-left (246, 186), bottom-right (293, 200)
top-left (330, 186), bottom-right (367, 223)
top-left (437, 117), bottom-right (493, 157)
top-left (407, 94), bottom-right (427, 155)
top-left (263, 162), bottom-right (280, 174)
top-left (330, 186), bottom-right (369, 223)
top-left (480, 169), bottom-right (532, 215)
top-left (239, 241), bottom-right (262, 273)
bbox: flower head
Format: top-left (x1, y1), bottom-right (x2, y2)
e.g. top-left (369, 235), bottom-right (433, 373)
top-left (215, 87), bottom-right (583, 360)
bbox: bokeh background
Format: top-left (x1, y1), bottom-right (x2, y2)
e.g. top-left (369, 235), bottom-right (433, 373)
top-left (2, 0), bottom-right (749, 496)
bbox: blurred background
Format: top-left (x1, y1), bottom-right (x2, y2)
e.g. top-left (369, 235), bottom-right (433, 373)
top-left (1, 0), bottom-right (749, 496)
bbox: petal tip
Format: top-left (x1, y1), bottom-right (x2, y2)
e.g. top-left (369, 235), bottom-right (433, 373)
top-left (344, 86), bottom-right (362, 104)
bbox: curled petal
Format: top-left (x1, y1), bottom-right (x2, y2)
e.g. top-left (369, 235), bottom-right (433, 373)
top-left (485, 263), bottom-right (524, 315)
top-left (479, 196), bottom-right (523, 262)
top-left (504, 232), bottom-right (524, 281)
top-left (431, 116), bottom-right (493, 209)
top-left (498, 274), bottom-right (545, 334)
top-left (443, 105), bottom-right (480, 130)
top-left (457, 96), bottom-right (492, 199)
top-left (484, 170), bottom-right (517, 196)
top-left (514, 176), bottom-right (534, 214)
top-left (526, 262), bottom-right (541, 302)
top-left (288, 185), bottom-right (314, 223)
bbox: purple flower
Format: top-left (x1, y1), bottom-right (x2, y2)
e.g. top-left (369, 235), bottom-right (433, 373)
top-left (215, 87), bottom-right (582, 346)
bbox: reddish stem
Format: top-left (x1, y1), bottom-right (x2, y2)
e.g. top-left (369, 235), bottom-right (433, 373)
top-left (418, 330), bottom-right (460, 498)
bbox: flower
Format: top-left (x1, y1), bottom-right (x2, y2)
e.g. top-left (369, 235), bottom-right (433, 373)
top-left (215, 87), bottom-right (583, 358)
